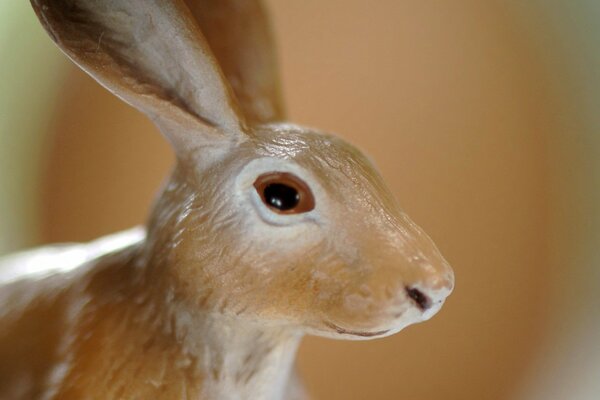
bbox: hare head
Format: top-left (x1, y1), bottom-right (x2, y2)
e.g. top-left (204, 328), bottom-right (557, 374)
top-left (32, 0), bottom-right (453, 339)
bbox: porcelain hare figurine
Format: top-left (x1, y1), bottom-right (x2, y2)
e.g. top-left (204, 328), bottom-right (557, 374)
top-left (0, 0), bottom-right (454, 399)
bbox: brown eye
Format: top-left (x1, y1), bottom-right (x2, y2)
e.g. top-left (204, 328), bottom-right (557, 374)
top-left (254, 172), bottom-right (315, 214)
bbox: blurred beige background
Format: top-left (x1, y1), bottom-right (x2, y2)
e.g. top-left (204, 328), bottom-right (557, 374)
top-left (2, 1), bottom-right (599, 399)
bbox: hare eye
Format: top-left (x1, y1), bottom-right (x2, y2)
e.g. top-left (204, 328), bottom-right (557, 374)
top-left (254, 172), bottom-right (315, 214)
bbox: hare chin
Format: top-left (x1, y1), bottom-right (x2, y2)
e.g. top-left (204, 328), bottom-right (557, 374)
top-left (304, 319), bottom-right (406, 341)
top-left (312, 303), bottom-right (445, 340)
top-left (322, 321), bottom-right (392, 339)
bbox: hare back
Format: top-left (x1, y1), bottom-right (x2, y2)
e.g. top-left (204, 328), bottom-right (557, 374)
top-left (0, 227), bottom-right (145, 286)
top-left (0, 228), bottom-right (144, 400)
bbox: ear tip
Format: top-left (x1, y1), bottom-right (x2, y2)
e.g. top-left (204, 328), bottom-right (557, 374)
top-left (30, 0), bottom-right (41, 14)
top-left (30, 0), bottom-right (56, 41)
top-left (30, 0), bottom-right (47, 12)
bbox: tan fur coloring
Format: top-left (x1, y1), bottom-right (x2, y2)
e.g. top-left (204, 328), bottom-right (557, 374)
top-left (0, 1), bottom-right (454, 399)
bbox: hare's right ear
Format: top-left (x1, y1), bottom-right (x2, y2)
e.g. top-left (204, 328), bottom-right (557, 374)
top-left (183, 0), bottom-right (285, 126)
top-left (31, 0), bottom-right (250, 153)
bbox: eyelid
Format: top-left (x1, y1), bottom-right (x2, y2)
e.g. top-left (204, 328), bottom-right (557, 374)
top-left (253, 172), bottom-right (315, 214)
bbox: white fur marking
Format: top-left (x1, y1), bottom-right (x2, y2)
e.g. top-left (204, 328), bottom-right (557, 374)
top-left (0, 227), bottom-right (146, 285)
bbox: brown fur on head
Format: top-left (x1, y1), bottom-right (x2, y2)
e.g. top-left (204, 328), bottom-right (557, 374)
top-left (144, 124), bottom-right (453, 339)
top-left (32, 0), bottom-right (453, 339)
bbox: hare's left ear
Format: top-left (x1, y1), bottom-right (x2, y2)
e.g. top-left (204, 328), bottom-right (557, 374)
top-left (184, 0), bottom-right (285, 125)
top-left (31, 0), bottom-right (284, 154)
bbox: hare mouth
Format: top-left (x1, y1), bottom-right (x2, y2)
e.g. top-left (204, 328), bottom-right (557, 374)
top-left (323, 321), bottom-right (390, 338)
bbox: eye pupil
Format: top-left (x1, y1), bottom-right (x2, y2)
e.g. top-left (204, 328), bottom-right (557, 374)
top-left (264, 183), bottom-right (300, 211)
top-left (254, 172), bottom-right (315, 215)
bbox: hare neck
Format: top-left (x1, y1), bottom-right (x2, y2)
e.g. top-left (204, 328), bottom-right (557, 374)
top-left (70, 247), bottom-right (303, 400)
top-left (136, 232), bottom-right (304, 399)
top-left (168, 305), bottom-right (302, 400)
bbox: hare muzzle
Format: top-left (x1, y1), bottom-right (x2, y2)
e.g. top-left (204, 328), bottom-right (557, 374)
top-left (236, 126), bottom-right (456, 340)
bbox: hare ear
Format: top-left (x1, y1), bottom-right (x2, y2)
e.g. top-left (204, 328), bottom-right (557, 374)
top-left (31, 0), bottom-right (250, 152)
top-left (183, 0), bottom-right (285, 125)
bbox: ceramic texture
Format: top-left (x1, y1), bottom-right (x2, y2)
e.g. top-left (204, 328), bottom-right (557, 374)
top-left (0, 1), bottom-right (454, 398)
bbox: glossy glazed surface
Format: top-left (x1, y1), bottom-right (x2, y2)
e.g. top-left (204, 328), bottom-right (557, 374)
top-left (0, 1), bottom-right (454, 398)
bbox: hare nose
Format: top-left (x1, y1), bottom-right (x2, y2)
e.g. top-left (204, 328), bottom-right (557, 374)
top-left (405, 286), bottom-right (431, 311)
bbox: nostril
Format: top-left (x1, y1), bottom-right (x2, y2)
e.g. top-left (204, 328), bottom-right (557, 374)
top-left (405, 286), bottom-right (431, 311)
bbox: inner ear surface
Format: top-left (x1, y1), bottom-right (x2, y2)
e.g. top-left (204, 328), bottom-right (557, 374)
top-left (184, 0), bottom-right (285, 125)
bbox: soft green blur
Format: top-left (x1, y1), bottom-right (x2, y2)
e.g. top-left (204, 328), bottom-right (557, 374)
top-left (0, 1), bottom-right (66, 254)
top-left (511, 2), bottom-right (600, 399)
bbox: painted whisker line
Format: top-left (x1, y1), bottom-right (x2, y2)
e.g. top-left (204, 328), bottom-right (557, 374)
top-left (324, 321), bottom-right (390, 338)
